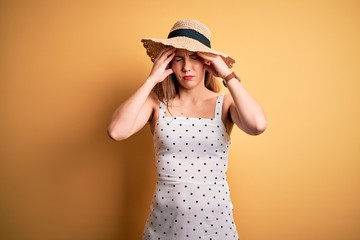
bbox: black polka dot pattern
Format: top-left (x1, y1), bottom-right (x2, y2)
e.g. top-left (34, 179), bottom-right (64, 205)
top-left (144, 95), bottom-right (239, 240)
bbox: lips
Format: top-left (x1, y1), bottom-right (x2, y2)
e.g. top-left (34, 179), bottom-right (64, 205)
top-left (183, 76), bottom-right (194, 80)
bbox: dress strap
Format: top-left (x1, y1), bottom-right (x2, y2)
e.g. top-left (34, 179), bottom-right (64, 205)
top-left (214, 95), bottom-right (224, 120)
top-left (158, 101), bottom-right (167, 119)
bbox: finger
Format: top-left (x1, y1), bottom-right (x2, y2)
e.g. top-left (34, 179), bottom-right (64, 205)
top-left (155, 46), bottom-right (174, 61)
top-left (160, 47), bottom-right (176, 61)
top-left (158, 68), bottom-right (174, 83)
top-left (165, 68), bottom-right (174, 76)
top-left (164, 51), bottom-right (175, 65)
top-left (159, 47), bottom-right (175, 59)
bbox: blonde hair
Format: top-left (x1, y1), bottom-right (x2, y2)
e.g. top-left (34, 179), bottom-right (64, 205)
top-left (153, 72), bottom-right (220, 104)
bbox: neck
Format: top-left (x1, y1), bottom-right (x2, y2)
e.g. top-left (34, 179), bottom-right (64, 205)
top-left (176, 86), bottom-right (213, 105)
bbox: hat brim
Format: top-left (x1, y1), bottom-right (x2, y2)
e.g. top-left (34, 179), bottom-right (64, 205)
top-left (141, 37), bottom-right (235, 68)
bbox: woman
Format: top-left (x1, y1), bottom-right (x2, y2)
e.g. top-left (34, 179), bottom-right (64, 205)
top-left (108, 19), bottom-right (266, 240)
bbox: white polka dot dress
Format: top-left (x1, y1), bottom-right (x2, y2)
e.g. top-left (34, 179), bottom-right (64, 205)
top-left (143, 95), bottom-right (239, 240)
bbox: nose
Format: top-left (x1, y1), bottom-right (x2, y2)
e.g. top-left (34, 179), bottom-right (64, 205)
top-left (182, 58), bottom-right (191, 72)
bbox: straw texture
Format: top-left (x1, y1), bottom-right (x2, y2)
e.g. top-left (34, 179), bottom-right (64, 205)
top-left (141, 19), bottom-right (235, 68)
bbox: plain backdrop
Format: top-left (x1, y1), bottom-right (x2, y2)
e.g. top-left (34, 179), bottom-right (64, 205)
top-left (1, 1), bottom-right (359, 239)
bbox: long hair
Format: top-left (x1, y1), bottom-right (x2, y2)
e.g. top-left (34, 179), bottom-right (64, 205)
top-left (152, 71), bottom-right (220, 104)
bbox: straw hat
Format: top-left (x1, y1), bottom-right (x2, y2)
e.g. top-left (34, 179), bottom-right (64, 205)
top-left (141, 19), bottom-right (235, 68)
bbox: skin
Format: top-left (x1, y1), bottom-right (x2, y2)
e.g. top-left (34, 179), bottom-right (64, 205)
top-left (108, 47), bottom-right (267, 141)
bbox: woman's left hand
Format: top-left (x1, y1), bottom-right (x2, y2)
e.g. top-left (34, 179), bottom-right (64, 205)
top-left (196, 52), bottom-right (232, 79)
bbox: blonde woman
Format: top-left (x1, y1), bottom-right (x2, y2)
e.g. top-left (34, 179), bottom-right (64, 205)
top-left (108, 19), bottom-right (266, 240)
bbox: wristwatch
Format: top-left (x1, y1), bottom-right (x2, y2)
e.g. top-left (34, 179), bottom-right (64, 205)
top-left (222, 72), bottom-right (240, 88)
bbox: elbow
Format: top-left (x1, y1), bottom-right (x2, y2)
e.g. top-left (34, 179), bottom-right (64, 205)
top-left (107, 127), bottom-right (129, 141)
top-left (256, 120), bottom-right (267, 135)
top-left (249, 118), bottom-right (267, 136)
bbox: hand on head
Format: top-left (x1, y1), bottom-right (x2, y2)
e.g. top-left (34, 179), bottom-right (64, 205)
top-left (148, 47), bottom-right (176, 83)
top-left (148, 46), bottom-right (232, 85)
top-left (196, 52), bottom-right (232, 79)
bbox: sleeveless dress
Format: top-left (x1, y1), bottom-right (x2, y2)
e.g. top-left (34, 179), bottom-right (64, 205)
top-left (143, 95), bottom-right (239, 240)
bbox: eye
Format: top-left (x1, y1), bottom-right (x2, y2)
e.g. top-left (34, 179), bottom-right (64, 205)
top-left (190, 55), bottom-right (199, 60)
top-left (174, 57), bottom-right (183, 62)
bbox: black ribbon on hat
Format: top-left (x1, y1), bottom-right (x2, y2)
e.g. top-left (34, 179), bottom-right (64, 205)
top-left (168, 29), bottom-right (211, 48)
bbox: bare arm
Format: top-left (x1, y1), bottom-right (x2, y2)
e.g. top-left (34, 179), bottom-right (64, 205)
top-left (107, 79), bottom-right (157, 141)
top-left (197, 52), bottom-right (267, 135)
top-left (108, 47), bottom-right (176, 141)
top-left (226, 79), bottom-right (267, 135)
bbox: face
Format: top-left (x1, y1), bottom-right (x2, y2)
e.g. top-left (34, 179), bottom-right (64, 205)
top-left (171, 49), bottom-right (206, 88)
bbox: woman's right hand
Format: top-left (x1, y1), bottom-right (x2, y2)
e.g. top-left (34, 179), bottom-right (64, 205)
top-left (148, 47), bottom-right (176, 83)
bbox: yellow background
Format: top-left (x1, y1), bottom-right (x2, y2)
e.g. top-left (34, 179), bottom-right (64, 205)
top-left (1, 1), bottom-right (359, 239)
